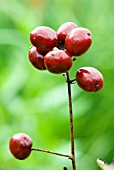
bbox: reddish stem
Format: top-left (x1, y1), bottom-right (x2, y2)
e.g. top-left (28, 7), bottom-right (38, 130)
top-left (66, 72), bottom-right (76, 170)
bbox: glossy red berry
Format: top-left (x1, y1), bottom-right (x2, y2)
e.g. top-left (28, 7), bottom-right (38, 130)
top-left (44, 48), bottom-right (72, 74)
top-left (28, 46), bottom-right (46, 70)
top-left (76, 67), bottom-right (103, 92)
top-left (65, 27), bottom-right (92, 56)
top-left (56, 22), bottom-right (78, 49)
top-left (9, 133), bottom-right (32, 160)
top-left (30, 26), bottom-right (57, 52)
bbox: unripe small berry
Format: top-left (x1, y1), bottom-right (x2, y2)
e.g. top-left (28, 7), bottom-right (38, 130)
top-left (76, 67), bottom-right (104, 92)
top-left (9, 133), bottom-right (32, 160)
top-left (44, 48), bottom-right (72, 74)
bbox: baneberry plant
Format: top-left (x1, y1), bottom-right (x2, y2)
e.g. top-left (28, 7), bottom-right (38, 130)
top-left (9, 22), bottom-right (104, 170)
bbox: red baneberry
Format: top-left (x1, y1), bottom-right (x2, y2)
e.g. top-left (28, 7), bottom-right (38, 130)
top-left (65, 27), bottom-right (92, 56)
top-left (9, 133), bottom-right (32, 160)
top-left (76, 67), bottom-right (103, 92)
top-left (28, 46), bottom-right (46, 70)
top-left (56, 22), bottom-right (77, 49)
top-left (44, 48), bottom-right (72, 74)
top-left (30, 26), bottom-right (57, 52)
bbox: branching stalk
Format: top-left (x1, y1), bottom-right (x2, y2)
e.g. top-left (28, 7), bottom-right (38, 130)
top-left (32, 71), bottom-right (76, 170)
top-left (31, 148), bottom-right (71, 159)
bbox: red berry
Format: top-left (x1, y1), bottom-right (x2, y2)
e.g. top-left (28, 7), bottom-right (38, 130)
top-left (65, 27), bottom-right (92, 56)
top-left (30, 26), bottom-right (57, 52)
top-left (56, 22), bottom-right (78, 49)
top-left (9, 133), bottom-right (32, 160)
top-left (28, 46), bottom-right (46, 70)
top-left (76, 67), bottom-right (104, 92)
top-left (44, 48), bottom-right (72, 74)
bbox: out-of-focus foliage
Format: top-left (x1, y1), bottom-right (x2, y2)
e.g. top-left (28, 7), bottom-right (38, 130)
top-left (0, 0), bottom-right (114, 170)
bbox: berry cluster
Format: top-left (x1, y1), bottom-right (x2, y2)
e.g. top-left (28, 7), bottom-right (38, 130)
top-left (9, 22), bottom-right (104, 161)
top-left (28, 22), bottom-right (103, 92)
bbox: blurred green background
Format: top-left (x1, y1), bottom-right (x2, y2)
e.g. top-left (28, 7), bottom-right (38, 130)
top-left (0, 0), bottom-right (114, 170)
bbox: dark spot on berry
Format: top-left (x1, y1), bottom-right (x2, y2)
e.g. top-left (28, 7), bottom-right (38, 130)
top-left (87, 32), bottom-right (91, 36)
top-left (51, 53), bottom-right (54, 56)
top-left (95, 83), bottom-right (99, 89)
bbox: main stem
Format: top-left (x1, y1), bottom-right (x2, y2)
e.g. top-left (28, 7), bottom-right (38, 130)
top-left (66, 72), bottom-right (76, 170)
